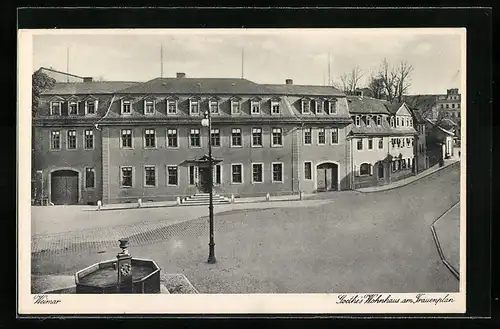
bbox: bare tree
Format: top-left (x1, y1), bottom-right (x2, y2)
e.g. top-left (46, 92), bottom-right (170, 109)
top-left (394, 61), bottom-right (414, 103)
top-left (378, 58), bottom-right (398, 102)
top-left (335, 66), bottom-right (364, 95)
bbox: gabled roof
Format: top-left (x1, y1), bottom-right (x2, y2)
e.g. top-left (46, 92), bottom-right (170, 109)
top-left (260, 84), bottom-right (344, 97)
top-left (41, 81), bottom-right (140, 95)
top-left (346, 96), bottom-right (391, 114)
top-left (403, 94), bottom-right (439, 111)
top-left (117, 78), bottom-right (263, 95)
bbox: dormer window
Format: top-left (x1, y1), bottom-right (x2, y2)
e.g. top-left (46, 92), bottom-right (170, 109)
top-left (210, 100), bottom-right (219, 114)
top-left (355, 116), bottom-right (361, 127)
top-left (271, 99), bottom-right (281, 115)
top-left (328, 99), bottom-right (337, 114)
top-left (190, 98), bottom-right (199, 115)
top-left (390, 117), bottom-right (395, 127)
top-left (376, 115), bottom-right (382, 126)
top-left (50, 101), bottom-right (62, 116)
top-left (251, 100), bottom-right (261, 114)
top-left (68, 101), bottom-right (78, 115)
top-left (85, 99), bottom-right (98, 115)
top-left (121, 100), bottom-right (131, 114)
top-left (396, 117), bottom-right (400, 127)
top-left (301, 99), bottom-right (310, 114)
top-left (167, 99), bottom-right (177, 114)
top-left (409, 119), bottom-right (413, 127)
top-left (315, 99), bottom-right (324, 114)
top-left (366, 115), bottom-right (372, 127)
top-left (231, 99), bottom-right (241, 114)
top-left (144, 100), bottom-right (155, 115)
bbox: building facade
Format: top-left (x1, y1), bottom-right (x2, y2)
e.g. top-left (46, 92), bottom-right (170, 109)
top-left (346, 97), bottom-right (419, 189)
top-left (34, 74), bottom-right (355, 205)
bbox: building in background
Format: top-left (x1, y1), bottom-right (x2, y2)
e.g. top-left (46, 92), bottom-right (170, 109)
top-left (346, 96), bottom-right (418, 189)
top-left (33, 73), bottom-right (354, 205)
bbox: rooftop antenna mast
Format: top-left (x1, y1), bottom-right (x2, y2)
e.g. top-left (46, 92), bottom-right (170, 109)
top-left (241, 48), bottom-right (244, 79)
top-left (66, 47), bottom-right (70, 82)
top-left (327, 51), bottom-right (331, 87)
top-left (160, 44), bottom-right (164, 78)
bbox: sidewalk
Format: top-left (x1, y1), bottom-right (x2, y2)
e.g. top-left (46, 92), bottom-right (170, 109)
top-left (356, 159), bottom-right (459, 193)
top-left (96, 193), bottom-right (302, 211)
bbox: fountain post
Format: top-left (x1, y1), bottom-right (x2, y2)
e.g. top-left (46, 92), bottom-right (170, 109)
top-left (116, 238), bottom-right (133, 293)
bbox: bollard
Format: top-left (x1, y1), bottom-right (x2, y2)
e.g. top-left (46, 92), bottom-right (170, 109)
top-left (97, 200), bottom-right (102, 211)
top-left (176, 197), bottom-right (181, 205)
top-left (231, 194), bottom-right (235, 203)
top-left (266, 193), bottom-right (270, 201)
top-left (138, 198), bottom-right (142, 208)
top-left (299, 191), bottom-right (303, 201)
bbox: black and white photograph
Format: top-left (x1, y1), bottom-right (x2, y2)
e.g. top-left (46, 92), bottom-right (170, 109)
top-left (18, 27), bottom-right (466, 314)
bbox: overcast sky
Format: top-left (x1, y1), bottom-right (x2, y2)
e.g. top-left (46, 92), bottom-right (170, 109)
top-left (32, 29), bottom-right (464, 95)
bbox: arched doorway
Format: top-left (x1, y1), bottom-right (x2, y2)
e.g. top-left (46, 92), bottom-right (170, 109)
top-left (51, 170), bottom-right (79, 205)
top-left (316, 162), bottom-right (339, 192)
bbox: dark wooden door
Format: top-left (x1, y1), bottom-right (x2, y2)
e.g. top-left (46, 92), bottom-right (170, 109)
top-left (198, 167), bottom-right (210, 193)
top-left (51, 170), bottom-right (78, 205)
top-left (316, 167), bottom-right (327, 191)
top-left (317, 163), bottom-right (338, 191)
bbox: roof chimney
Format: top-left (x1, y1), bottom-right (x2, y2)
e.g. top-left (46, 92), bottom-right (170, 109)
top-left (176, 72), bottom-right (186, 78)
top-left (285, 79), bottom-right (293, 85)
top-left (83, 77), bottom-right (93, 82)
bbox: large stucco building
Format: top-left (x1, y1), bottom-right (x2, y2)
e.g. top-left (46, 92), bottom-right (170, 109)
top-left (33, 73), bottom-right (425, 205)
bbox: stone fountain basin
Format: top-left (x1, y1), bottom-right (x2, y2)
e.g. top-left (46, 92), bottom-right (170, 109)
top-left (75, 258), bottom-right (161, 294)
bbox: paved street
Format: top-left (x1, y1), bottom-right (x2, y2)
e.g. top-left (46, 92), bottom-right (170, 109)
top-left (31, 164), bottom-right (460, 293)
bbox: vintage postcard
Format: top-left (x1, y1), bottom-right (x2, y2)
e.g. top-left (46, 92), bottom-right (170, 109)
top-left (18, 28), bottom-right (466, 314)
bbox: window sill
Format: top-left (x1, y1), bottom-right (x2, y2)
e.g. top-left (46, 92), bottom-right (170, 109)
top-left (189, 146), bottom-right (202, 148)
top-left (120, 186), bottom-right (133, 189)
top-left (166, 146), bottom-right (180, 149)
top-left (144, 147), bottom-right (158, 150)
top-left (251, 145), bottom-right (263, 148)
top-left (84, 147), bottom-right (95, 151)
top-left (231, 182), bottom-right (243, 185)
top-left (251, 181), bottom-right (264, 184)
top-left (167, 184), bottom-right (179, 187)
top-left (143, 185), bottom-right (157, 188)
top-left (50, 148), bottom-right (61, 151)
top-left (121, 147), bottom-right (134, 150)
top-left (271, 144), bottom-right (283, 148)
top-left (66, 148), bottom-right (78, 151)
top-left (230, 145), bottom-right (243, 148)
top-left (272, 180), bottom-right (284, 184)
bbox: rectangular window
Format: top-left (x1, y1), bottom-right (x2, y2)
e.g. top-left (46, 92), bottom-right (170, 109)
top-left (357, 139), bottom-right (363, 150)
top-left (378, 138), bottom-right (383, 149)
top-left (50, 102), bottom-right (61, 116)
top-left (231, 164), bottom-right (243, 184)
top-left (121, 167), bottom-right (133, 187)
top-left (84, 129), bottom-right (94, 149)
top-left (210, 100), bottom-right (219, 114)
top-left (272, 128), bottom-right (283, 146)
top-left (69, 101), bottom-right (78, 115)
top-left (328, 100), bottom-right (337, 114)
top-left (302, 100), bottom-right (310, 114)
top-left (85, 168), bottom-right (95, 188)
top-left (318, 128), bottom-right (326, 145)
top-left (315, 100), bottom-right (324, 114)
top-left (190, 100), bottom-right (199, 115)
top-left (67, 130), bottom-right (77, 149)
top-left (144, 129), bottom-right (156, 148)
top-left (355, 116), bottom-right (361, 127)
top-left (211, 128), bottom-right (220, 147)
top-left (190, 129), bottom-right (201, 147)
top-left (304, 162), bottom-right (312, 180)
top-left (122, 100), bottom-right (131, 114)
top-left (167, 100), bottom-right (177, 114)
top-left (231, 128), bottom-right (242, 147)
top-left (144, 166), bottom-right (156, 187)
top-left (271, 101), bottom-right (280, 114)
top-left (167, 129), bottom-right (178, 148)
top-left (331, 128), bottom-right (338, 144)
top-left (407, 138), bottom-right (411, 147)
top-left (251, 101), bottom-right (260, 114)
top-left (252, 128), bottom-right (262, 147)
top-left (366, 116), bottom-right (372, 127)
top-left (50, 130), bottom-right (60, 150)
top-left (121, 129), bottom-right (132, 148)
top-left (86, 101), bottom-right (96, 115)
top-left (167, 166), bottom-right (178, 186)
top-left (368, 138), bottom-right (373, 150)
top-left (144, 100), bottom-right (155, 114)
top-left (231, 101), bottom-right (240, 114)
top-left (272, 163), bottom-right (283, 183)
top-left (252, 163), bottom-right (263, 183)
top-left (213, 164), bottom-right (222, 185)
top-left (304, 128), bottom-right (312, 145)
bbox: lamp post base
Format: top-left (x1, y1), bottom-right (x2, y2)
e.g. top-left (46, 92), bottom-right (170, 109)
top-left (207, 243), bottom-right (216, 264)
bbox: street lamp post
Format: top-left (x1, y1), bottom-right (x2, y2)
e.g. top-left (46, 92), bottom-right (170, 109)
top-left (201, 110), bottom-right (216, 264)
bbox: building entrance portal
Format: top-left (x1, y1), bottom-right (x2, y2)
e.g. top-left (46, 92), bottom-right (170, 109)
top-left (316, 162), bottom-right (339, 192)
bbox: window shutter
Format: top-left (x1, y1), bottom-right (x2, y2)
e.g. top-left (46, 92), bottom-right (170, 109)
top-left (132, 166), bottom-right (136, 188)
top-left (143, 100), bottom-right (147, 114)
top-left (354, 165), bottom-right (359, 176)
top-left (95, 99), bottom-right (99, 112)
top-left (370, 164), bottom-right (373, 175)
